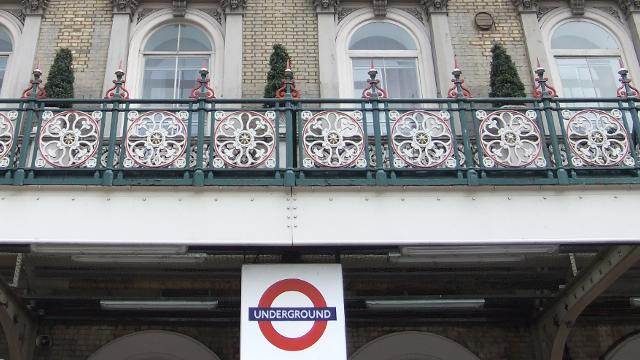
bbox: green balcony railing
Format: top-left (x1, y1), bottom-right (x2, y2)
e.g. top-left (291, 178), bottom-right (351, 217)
top-left (1, 68), bottom-right (640, 187)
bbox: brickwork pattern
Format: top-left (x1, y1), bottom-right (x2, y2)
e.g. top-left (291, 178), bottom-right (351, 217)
top-left (36, 0), bottom-right (112, 99)
top-left (448, 0), bottom-right (533, 97)
top-left (242, 0), bottom-right (320, 98)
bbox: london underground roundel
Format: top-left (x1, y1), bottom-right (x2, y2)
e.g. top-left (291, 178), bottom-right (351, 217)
top-left (249, 278), bottom-right (338, 351)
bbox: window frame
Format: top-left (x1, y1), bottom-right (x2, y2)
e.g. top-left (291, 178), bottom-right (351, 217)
top-left (0, 11), bottom-right (22, 98)
top-left (336, 8), bottom-right (436, 99)
top-left (141, 23), bottom-right (214, 100)
top-left (540, 7), bottom-right (640, 97)
top-left (127, 9), bottom-right (224, 99)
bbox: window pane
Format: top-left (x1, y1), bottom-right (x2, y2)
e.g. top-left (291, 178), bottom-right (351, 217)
top-left (145, 25), bottom-right (180, 52)
top-left (551, 22), bottom-right (618, 49)
top-left (143, 57), bottom-right (176, 98)
top-left (179, 25), bottom-right (212, 52)
top-left (352, 58), bottom-right (420, 98)
top-left (0, 28), bottom-right (11, 52)
top-left (349, 22), bottom-right (416, 50)
top-left (556, 57), bottom-right (619, 98)
top-left (177, 57), bottom-right (209, 98)
top-left (0, 57), bottom-right (7, 89)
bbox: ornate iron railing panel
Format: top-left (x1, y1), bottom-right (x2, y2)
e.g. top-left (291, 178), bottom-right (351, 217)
top-left (0, 96), bottom-right (639, 186)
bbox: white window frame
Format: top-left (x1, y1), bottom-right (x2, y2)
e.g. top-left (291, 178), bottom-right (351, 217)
top-left (540, 7), bottom-right (640, 97)
top-left (141, 23), bottom-right (214, 99)
top-left (336, 8), bottom-right (436, 99)
top-left (0, 11), bottom-right (22, 98)
top-left (127, 9), bottom-right (224, 99)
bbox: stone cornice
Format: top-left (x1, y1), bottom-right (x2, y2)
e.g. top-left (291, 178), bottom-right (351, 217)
top-left (112, 0), bottom-right (138, 15)
top-left (511, 0), bottom-right (539, 14)
top-left (21, 0), bottom-right (48, 15)
top-left (423, 0), bottom-right (448, 14)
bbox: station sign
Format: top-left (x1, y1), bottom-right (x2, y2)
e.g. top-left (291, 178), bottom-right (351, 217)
top-left (241, 264), bottom-right (346, 360)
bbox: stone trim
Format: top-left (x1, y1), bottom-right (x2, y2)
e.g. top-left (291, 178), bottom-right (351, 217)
top-left (570, 0), bottom-right (585, 16)
top-left (222, 0), bottom-right (246, 13)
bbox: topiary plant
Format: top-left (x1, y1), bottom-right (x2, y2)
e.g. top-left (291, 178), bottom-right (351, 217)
top-left (264, 44), bottom-right (290, 99)
top-left (489, 43), bottom-right (525, 98)
top-left (45, 48), bottom-right (75, 107)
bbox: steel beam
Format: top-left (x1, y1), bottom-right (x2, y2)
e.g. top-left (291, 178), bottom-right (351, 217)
top-left (0, 279), bottom-right (35, 360)
top-left (535, 245), bottom-right (640, 360)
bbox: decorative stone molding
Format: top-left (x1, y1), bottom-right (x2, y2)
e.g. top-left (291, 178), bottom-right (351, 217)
top-left (21, 0), bottom-right (48, 15)
top-left (402, 7), bottom-right (424, 23)
top-left (173, 0), bottom-right (187, 17)
top-left (112, 0), bottom-right (138, 14)
top-left (511, 0), bottom-right (539, 13)
top-left (313, 0), bottom-right (339, 13)
top-left (537, 6), bottom-right (557, 21)
top-left (423, 0), bottom-right (448, 14)
top-left (4, 9), bottom-right (25, 24)
top-left (337, 7), bottom-right (359, 22)
top-left (595, 6), bottom-right (622, 21)
top-left (222, 0), bottom-right (246, 13)
top-left (372, 0), bottom-right (387, 17)
top-left (570, 0), bottom-right (585, 15)
top-left (137, 8), bottom-right (161, 23)
top-left (619, 0), bottom-right (640, 16)
top-left (197, 8), bottom-right (223, 24)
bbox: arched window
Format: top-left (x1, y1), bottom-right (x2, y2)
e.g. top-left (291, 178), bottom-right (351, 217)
top-left (348, 21), bottom-right (420, 98)
top-left (142, 24), bottom-right (213, 99)
top-left (0, 26), bottom-right (13, 92)
top-left (336, 9), bottom-right (436, 99)
top-left (548, 18), bottom-right (626, 97)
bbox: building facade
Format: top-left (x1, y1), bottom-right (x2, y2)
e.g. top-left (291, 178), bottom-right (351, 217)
top-left (0, 0), bottom-right (639, 360)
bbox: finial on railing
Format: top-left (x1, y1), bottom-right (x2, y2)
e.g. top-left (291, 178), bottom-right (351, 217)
top-left (616, 59), bottom-right (639, 98)
top-left (21, 67), bottom-right (46, 99)
top-left (361, 61), bottom-right (387, 100)
top-left (104, 66), bottom-right (130, 100)
top-left (533, 60), bottom-right (558, 98)
top-left (276, 59), bottom-right (301, 99)
top-left (190, 66), bottom-right (216, 99)
top-left (447, 57), bottom-right (472, 99)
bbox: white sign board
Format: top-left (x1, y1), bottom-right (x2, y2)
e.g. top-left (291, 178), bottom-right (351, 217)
top-left (241, 264), bottom-right (347, 360)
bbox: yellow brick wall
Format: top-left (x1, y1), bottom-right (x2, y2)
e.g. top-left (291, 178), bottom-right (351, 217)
top-left (242, 0), bottom-right (320, 98)
top-left (448, 0), bottom-right (533, 97)
top-left (36, 0), bottom-right (112, 99)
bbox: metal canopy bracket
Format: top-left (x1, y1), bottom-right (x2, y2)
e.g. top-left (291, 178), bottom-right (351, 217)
top-left (0, 280), bottom-right (35, 360)
top-left (535, 245), bottom-right (640, 360)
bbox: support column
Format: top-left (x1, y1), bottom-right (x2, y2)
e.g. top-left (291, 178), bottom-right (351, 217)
top-left (512, 1), bottom-right (551, 85)
top-left (0, 279), bottom-right (35, 360)
top-left (314, 1), bottom-right (339, 98)
top-left (102, 1), bottom-right (135, 96)
top-left (620, 1), bottom-right (640, 63)
top-left (2, 3), bottom-right (47, 98)
top-left (425, 1), bottom-right (455, 98)
top-left (535, 246), bottom-right (640, 360)
top-left (222, 1), bottom-right (245, 98)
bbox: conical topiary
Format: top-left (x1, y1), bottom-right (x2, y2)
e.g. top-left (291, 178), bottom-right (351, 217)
top-left (264, 44), bottom-right (290, 99)
top-left (45, 48), bottom-right (75, 107)
top-left (489, 43), bottom-right (525, 98)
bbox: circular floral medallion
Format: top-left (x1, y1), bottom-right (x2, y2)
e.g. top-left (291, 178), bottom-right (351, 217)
top-left (0, 112), bottom-right (15, 165)
top-left (563, 109), bottom-right (630, 167)
top-left (38, 111), bottom-right (100, 168)
top-left (213, 111), bottom-right (276, 168)
top-left (478, 110), bottom-right (543, 168)
top-left (390, 110), bottom-right (454, 168)
top-left (301, 111), bottom-right (365, 168)
top-left (125, 111), bottom-right (188, 168)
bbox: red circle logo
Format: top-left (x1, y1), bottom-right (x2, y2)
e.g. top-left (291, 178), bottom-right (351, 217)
top-left (256, 278), bottom-right (329, 351)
